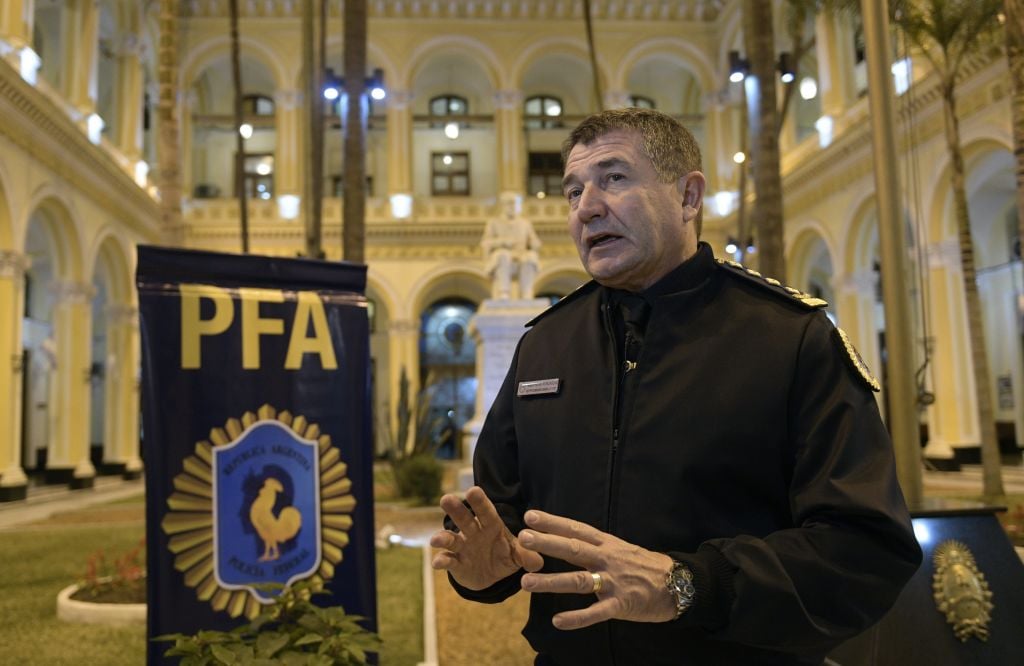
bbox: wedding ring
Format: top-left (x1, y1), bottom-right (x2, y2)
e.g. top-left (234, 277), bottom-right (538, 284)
top-left (591, 572), bottom-right (603, 594)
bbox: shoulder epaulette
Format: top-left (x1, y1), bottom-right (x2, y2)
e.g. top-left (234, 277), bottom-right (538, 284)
top-left (525, 280), bottom-right (600, 327)
top-left (715, 258), bottom-right (828, 310)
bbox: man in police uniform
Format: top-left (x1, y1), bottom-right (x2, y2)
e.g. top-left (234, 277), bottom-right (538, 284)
top-left (429, 108), bottom-right (921, 665)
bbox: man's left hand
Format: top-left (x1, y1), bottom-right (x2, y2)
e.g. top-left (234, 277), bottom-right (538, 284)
top-left (517, 509), bottom-right (678, 630)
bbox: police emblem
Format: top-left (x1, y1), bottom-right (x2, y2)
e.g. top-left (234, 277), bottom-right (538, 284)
top-left (161, 404), bottom-right (355, 619)
top-left (932, 540), bottom-right (994, 642)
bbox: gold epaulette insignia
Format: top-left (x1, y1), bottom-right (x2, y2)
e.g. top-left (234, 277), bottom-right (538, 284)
top-left (715, 258), bottom-right (829, 309)
top-left (834, 327), bottom-right (881, 392)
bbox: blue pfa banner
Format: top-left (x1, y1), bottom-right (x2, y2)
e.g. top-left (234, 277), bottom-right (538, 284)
top-left (137, 246), bottom-right (375, 664)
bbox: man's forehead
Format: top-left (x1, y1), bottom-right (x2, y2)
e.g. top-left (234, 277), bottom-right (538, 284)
top-left (565, 130), bottom-right (644, 170)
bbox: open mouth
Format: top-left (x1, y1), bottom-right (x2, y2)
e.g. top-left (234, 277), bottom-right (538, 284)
top-left (587, 233), bottom-right (621, 249)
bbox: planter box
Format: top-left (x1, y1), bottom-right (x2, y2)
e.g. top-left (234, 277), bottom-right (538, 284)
top-left (56, 583), bottom-right (146, 626)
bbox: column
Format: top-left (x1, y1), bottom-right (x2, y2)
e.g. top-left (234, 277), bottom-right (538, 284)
top-left (703, 93), bottom-right (730, 192)
top-left (46, 280), bottom-right (96, 489)
top-left (386, 317), bottom-right (419, 442)
top-left (814, 12), bottom-right (857, 120)
top-left (275, 88), bottom-right (302, 199)
top-left (923, 239), bottom-right (976, 464)
top-left (62, 0), bottom-right (99, 118)
top-left (114, 34), bottom-right (145, 160)
top-left (385, 89), bottom-right (413, 200)
top-left (181, 88), bottom-right (196, 198)
top-left (0, 0), bottom-right (34, 49)
top-left (0, 250), bottom-right (28, 501)
top-left (493, 90), bottom-right (525, 194)
top-left (104, 303), bottom-right (141, 478)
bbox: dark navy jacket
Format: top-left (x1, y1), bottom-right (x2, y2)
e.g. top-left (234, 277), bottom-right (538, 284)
top-left (453, 242), bottom-right (921, 665)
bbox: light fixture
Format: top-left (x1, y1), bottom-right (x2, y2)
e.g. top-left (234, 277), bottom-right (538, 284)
top-left (778, 52), bottom-right (795, 84)
top-left (444, 121), bottom-right (459, 139)
top-left (87, 113), bottom-right (104, 145)
top-left (733, 151), bottom-right (746, 164)
top-left (278, 195), bottom-right (300, 220)
top-left (256, 162), bottom-right (272, 176)
top-left (368, 67), bottom-right (386, 100)
top-left (536, 191), bottom-right (546, 199)
top-left (390, 193), bottom-right (413, 219)
top-left (745, 238), bottom-right (756, 254)
top-left (323, 87), bottom-right (340, 101)
top-left (239, 123), bottom-right (253, 139)
top-left (728, 50), bottom-right (749, 83)
top-left (799, 77), bottom-right (818, 100)
top-left (725, 238), bottom-right (738, 254)
top-left (442, 154), bottom-right (453, 166)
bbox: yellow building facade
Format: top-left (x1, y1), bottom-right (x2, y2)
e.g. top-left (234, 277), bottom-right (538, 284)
top-left (0, 0), bottom-right (1020, 500)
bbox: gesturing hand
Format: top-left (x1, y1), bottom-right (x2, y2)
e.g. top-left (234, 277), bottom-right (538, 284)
top-left (429, 486), bottom-right (544, 591)
top-left (517, 510), bottom-right (677, 630)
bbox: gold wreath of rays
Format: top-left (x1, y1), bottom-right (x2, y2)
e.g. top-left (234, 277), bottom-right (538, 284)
top-left (160, 404), bottom-right (356, 620)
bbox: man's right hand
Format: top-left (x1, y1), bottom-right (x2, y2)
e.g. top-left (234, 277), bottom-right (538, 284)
top-left (429, 486), bottom-right (544, 590)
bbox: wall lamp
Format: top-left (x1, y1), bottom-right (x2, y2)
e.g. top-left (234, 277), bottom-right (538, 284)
top-left (729, 50), bottom-right (749, 83)
top-left (778, 52), bottom-right (795, 84)
top-left (725, 236), bottom-right (755, 256)
top-left (322, 67), bottom-right (386, 101)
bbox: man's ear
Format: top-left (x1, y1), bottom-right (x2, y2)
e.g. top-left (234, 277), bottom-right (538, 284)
top-left (678, 171), bottom-right (706, 218)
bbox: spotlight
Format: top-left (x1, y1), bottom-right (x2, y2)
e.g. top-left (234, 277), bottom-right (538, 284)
top-left (239, 123), bottom-right (253, 139)
top-left (778, 52), bottom-right (795, 84)
top-left (725, 237), bottom-right (739, 255)
top-left (729, 51), bottom-right (749, 83)
top-left (444, 121), bottom-right (459, 140)
top-left (733, 151), bottom-right (746, 164)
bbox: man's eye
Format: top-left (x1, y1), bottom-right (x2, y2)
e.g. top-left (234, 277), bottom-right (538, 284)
top-left (608, 173), bottom-right (625, 182)
top-left (567, 188), bottom-right (582, 200)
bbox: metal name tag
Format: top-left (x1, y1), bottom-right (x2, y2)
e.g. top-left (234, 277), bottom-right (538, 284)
top-left (517, 378), bottom-right (561, 397)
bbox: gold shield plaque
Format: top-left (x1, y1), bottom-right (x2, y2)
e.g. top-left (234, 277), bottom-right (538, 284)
top-left (932, 540), bottom-right (994, 642)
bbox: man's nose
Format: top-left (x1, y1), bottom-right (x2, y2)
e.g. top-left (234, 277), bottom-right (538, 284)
top-left (577, 185), bottom-right (605, 221)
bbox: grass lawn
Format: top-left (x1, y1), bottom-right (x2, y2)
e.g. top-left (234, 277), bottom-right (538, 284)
top-left (0, 495), bottom-right (423, 664)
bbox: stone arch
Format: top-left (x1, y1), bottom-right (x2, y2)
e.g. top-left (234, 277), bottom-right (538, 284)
top-left (616, 39), bottom-right (716, 95)
top-left (787, 222), bottom-right (837, 300)
top-left (180, 35), bottom-right (287, 94)
top-left (89, 228), bottom-right (133, 304)
top-left (404, 35), bottom-right (504, 91)
top-left (409, 267), bottom-right (490, 319)
top-left (926, 137), bottom-right (1012, 244)
top-left (365, 271), bottom-right (400, 324)
top-left (535, 266), bottom-right (590, 297)
top-left (22, 190), bottom-right (85, 283)
top-left (511, 38), bottom-right (610, 95)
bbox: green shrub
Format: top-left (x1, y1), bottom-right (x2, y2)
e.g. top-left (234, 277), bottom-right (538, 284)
top-left (156, 580), bottom-right (380, 665)
top-left (393, 454), bottom-right (443, 506)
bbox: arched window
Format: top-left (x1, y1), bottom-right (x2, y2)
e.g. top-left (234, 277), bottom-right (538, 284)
top-left (419, 298), bottom-right (478, 459)
top-left (429, 94), bottom-right (468, 127)
top-left (524, 95), bottom-right (563, 129)
top-left (629, 95), bottom-right (656, 109)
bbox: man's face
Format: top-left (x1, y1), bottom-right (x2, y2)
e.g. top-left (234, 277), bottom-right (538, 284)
top-left (562, 130), bottom-right (703, 292)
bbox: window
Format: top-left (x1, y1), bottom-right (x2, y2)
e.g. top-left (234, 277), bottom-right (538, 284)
top-left (524, 95), bottom-right (563, 129)
top-left (429, 94), bottom-right (468, 127)
top-left (629, 95), bottom-right (656, 109)
top-left (242, 94), bottom-right (275, 116)
top-left (527, 152), bottom-right (563, 197)
top-left (236, 152), bottom-right (274, 199)
top-left (431, 152), bottom-right (470, 196)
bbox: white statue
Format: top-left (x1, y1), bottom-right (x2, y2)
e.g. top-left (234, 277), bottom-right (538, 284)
top-left (481, 192), bottom-right (541, 300)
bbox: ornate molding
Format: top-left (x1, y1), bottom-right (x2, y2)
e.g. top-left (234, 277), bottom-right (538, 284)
top-left (180, 0), bottom-right (727, 22)
top-left (106, 304), bottom-right (140, 326)
top-left (0, 250), bottom-right (30, 279)
top-left (0, 61), bottom-right (160, 239)
top-left (49, 280), bottom-right (96, 305)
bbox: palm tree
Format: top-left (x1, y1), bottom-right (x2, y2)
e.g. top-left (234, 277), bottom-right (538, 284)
top-left (229, 0), bottom-right (249, 253)
top-left (156, 0), bottom-right (183, 245)
top-left (1005, 0), bottom-right (1024, 265)
top-left (343, 0), bottom-right (368, 264)
top-left (742, 0), bottom-right (786, 280)
top-left (890, 0), bottom-right (1006, 497)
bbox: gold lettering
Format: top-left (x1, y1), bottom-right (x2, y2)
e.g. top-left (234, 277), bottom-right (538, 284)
top-left (285, 291), bottom-right (338, 370)
top-left (240, 288), bottom-right (285, 369)
top-left (180, 284), bottom-right (234, 369)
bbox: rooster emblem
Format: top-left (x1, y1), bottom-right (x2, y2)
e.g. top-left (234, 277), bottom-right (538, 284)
top-left (249, 477), bottom-right (302, 562)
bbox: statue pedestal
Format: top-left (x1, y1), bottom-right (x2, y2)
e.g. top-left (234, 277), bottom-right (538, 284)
top-left (458, 298), bottom-right (548, 491)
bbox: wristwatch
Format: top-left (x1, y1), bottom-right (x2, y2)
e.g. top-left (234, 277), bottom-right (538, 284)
top-left (665, 559), bottom-right (696, 619)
